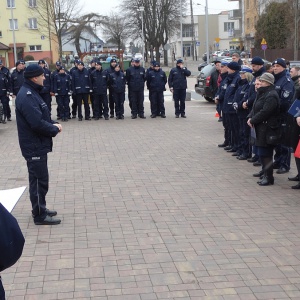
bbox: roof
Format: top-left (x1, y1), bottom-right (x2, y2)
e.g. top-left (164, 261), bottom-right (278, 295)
top-left (0, 42), bottom-right (10, 50)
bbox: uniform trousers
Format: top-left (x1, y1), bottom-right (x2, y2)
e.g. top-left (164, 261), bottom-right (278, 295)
top-left (56, 95), bottom-right (70, 119)
top-left (75, 93), bottom-right (90, 119)
top-left (113, 92), bottom-right (125, 117)
top-left (108, 88), bottom-right (115, 116)
top-left (131, 90), bottom-right (145, 116)
top-left (26, 155), bottom-right (48, 222)
top-left (0, 95), bottom-right (9, 119)
top-left (238, 116), bottom-right (251, 157)
top-left (93, 94), bottom-right (109, 118)
top-left (222, 112), bottom-right (231, 146)
top-left (228, 113), bottom-right (239, 151)
top-left (274, 144), bottom-right (291, 170)
top-left (150, 91), bottom-right (165, 116)
top-left (173, 89), bottom-right (186, 116)
top-left (71, 94), bottom-right (77, 117)
top-left (40, 93), bottom-right (52, 112)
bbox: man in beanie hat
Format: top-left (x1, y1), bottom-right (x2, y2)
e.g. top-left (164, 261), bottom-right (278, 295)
top-left (10, 60), bottom-right (25, 103)
top-left (168, 59), bottom-right (191, 117)
top-left (15, 64), bottom-right (62, 225)
top-left (105, 58), bottom-right (118, 118)
top-left (210, 60), bottom-right (222, 122)
top-left (38, 60), bottom-right (52, 111)
top-left (68, 59), bottom-right (80, 118)
top-left (272, 58), bottom-right (295, 174)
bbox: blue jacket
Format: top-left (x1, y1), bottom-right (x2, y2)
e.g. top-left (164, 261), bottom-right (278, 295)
top-left (0, 66), bottom-right (10, 79)
top-left (168, 66), bottom-right (191, 90)
top-left (274, 70), bottom-right (295, 114)
top-left (126, 66), bottom-right (146, 91)
top-left (71, 68), bottom-right (91, 94)
top-left (223, 71), bottom-right (240, 114)
top-left (15, 79), bottom-right (59, 159)
top-left (40, 67), bottom-right (51, 94)
top-left (147, 69), bottom-right (167, 92)
top-left (10, 69), bottom-right (25, 95)
top-left (216, 72), bottom-right (228, 105)
top-left (233, 78), bottom-right (250, 118)
top-left (0, 72), bottom-right (10, 96)
top-left (109, 71), bottom-right (126, 93)
top-left (90, 69), bottom-right (109, 95)
top-left (53, 73), bottom-right (71, 95)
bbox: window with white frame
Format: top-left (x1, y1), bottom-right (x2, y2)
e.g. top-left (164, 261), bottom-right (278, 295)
top-left (29, 45), bottom-right (42, 51)
top-left (224, 22), bottom-right (234, 32)
top-left (7, 0), bottom-right (15, 8)
top-left (28, 18), bottom-right (37, 29)
top-left (9, 19), bottom-right (18, 30)
top-left (29, 0), bottom-right (37, 7)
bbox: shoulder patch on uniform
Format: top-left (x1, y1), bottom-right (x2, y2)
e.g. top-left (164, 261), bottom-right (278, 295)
top-left (283, 90), bottom-right (290, 98)
top-left (27, 91), bottom-right (32, 95)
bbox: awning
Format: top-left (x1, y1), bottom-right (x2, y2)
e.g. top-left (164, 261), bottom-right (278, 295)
top-left (0, 42), bottom-right (10, 50)
top-left (8, 43), bottom-right (26, 48)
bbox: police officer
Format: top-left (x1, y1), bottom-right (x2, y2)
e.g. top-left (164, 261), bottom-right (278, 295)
top-left (15, 64), bottom-right (62, 225)
top-left (90, 61), bottom-right (109, 120)
top-left (126, 58), bottom-right (146, 119)
top-left (147, 62), bottom-right (167, 118)
top-left (53, 66), bottom-right (71, 121)
top-left (88, 59), bottom-right (97, 117)
top-left (0, 59), bottom-right (10, 79)
top-left (0, 66), bottom-right (10, 123)
top-left (210, 60), bottom-right (222, 121)
top-left (106, 58), bottom-right (117, 118)
top-left (69, 59), bottom-right (79, 118)
top-left (109, 63), bottom-right (126, 120)
top-left (168, 59), bottom-right (191, 118)
top-left (50, 61), bottom-right (64, 120)
top-left (127, 58), bottom-right (135, 113)
top-left (10, 60), bottom-right (25, 102)
top-left (71, 61), bottom-right (91, 121)
top-left (272, 58), bottom-right (295, 174)
top-left (38, 59), bottom-right (52, 111)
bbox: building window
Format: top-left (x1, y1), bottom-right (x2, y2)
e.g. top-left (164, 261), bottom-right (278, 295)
top-left (182, 24), bottom-right (193, 37)
top-left (7, 0), bottom-right (15, 8)
top-left (224, 22), bottom-right (234, 32)
top-left (29, 0), bottom-right (37, 7)
top-left (28, 18), bottom-right (37, 29)
top-left (29, 45), bottom-right (42, 51)
top-left (9, 19), bottom-right (18, 30)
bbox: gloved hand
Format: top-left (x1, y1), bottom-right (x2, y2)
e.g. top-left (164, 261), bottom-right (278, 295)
top-left (233, 102), bottom-right (238, 111)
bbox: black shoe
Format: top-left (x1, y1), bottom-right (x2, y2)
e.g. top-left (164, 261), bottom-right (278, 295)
top-left (218, 117), bottom-right (223, 122)
top-left (276, 167), bottom-right (289, 174)
top-left (32, 208), bottom-right (57, 218)
top-left (85, 117), bottom-right (91, 120)
top-left (175, 115), bottom-right (179, 118)
top-left (131, 115), bottom-right (137, 119)
top-left (57, 117), bottom-right (61, 120)
top-left (68, 117), bottom-right (71, 120)
top-left (253, 170), bottom-right (264, 177)
top-left (218, 143), bottom-right (227, 148)
top-left (34, 215), bottom-right (61, 225)
top-left (150, 114), bottom-right (156, 118)
top-left (116, 116), bottom-right (120, 120)
top-left (120, 115), bottom-right (124, 119)
top-left (72, 115), bottom-right (76, 119)
top-left (253, 161), bottom-right (262, 167)
top-left (78, 118), bottom-right (82, 121)
top-left (161, 114), bottom-right (166, 118)
top-left (110, 115), bottom-right (114, 118)
top-left (140, 115), bottom-right (146, 119)
top-left (238, 155), bottom-right (248, 160)
top-left (94, 117), bottom-right (99, 120)
top-left (273, 163), bottom-right (280, 169)
top-left (181, 115), bottom-right (186, 118)
top-left (92, 116), bottom-right (95, 119)
top-left (247, 156), bottom-right (258, 163)
top-left (105, 116), bottom-right (109, 120)
top-left (232, 152), bottom-right (240, 156)
top-left (258, 176), bottom-right (274, 186)
top-left (227, 149), bottom-right (236, 153)
top-left (224, 146), bottom-right (232, 151)
top-left (7, 118), bottom-right (11, 121)
top-left (291, 182), bottom-right (300, 189)
top-left (288, 175), bottom-right (299, 181)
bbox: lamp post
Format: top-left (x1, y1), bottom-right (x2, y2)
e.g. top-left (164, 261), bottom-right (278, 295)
top-left (138, 6), bottom-right (145, 67)
top-left (180, 0), bottom-right (183, 57)
top-left (197, 1), bottom-right (209, 63)
top-left (10, 1), bottom-right (17, 64)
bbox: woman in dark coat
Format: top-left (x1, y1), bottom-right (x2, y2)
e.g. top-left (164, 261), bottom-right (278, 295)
top-left (247, 73), bottom-right (281, 186)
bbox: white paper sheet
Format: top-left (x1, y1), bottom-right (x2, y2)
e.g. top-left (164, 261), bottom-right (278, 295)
top-left (0, 186), bottom-right (27, 212)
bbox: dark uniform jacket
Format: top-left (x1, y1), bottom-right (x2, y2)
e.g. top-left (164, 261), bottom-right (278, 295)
top-left (0, 66), bottom-right (10, 79)
top-left (168, 66), bottom-right (191, 90)
top-left (223, 71), bottom-right (240, 114)
top-left (234, 78), bottom-right (251, 118)
top-left (147, 69), bottom-right (167, 92)
top-left (90, 69), bottom-right (109, 95)
top-left (40, 67), bottom-right (51, 94)
top-left (109, 71), bottom-right (126, 93)
top-left (53, 73), bottom-right (71, 95)
top-left (0, 72), bottom-right (10, 96)
top-left (209, 69), bottom-right (220, 98)
top-left (15, 79), bottom-right (59, 159)
top-left (215, 72), bottom-right (228, 105)
top-left (10, 69), bottom-right (25, 95)
top-left (248, 85), bottom-right (281, 147)
top-left (126, 66), bottom-right (146, 92)
top-left (71, 68), bottom-right (91, 94)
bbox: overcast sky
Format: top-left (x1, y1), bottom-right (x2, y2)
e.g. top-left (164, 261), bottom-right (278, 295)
top-left (80, 0), bottom-right (239, 16)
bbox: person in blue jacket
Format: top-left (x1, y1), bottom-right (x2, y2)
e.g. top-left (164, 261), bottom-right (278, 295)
top-left (38, 59), bottom-right (52, 111)
top-left (222, 61), bottom-right (241, 154)
top-left (0, 68), bottom-right (10, 124)
top-left (10, 60), bottom-right (25, 102)
top-left (15, 64), bottom-right (62, 225)
top-left (232, 66), bottom-right (253, 159)
top-left (109, 64), bottom-right (126, 120)
top-left (147, 62), bottom-right (167, 118)
top-left (71, 61), bottom-right (91, 121)
top-left (168, 59), bottom-right (191, 118)
top-left (90, 61), bottom-right (109, 120)
top-left (53, 66), bottom-right (71, 122)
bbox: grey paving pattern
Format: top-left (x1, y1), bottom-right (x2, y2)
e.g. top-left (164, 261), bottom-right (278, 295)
top-left (1, 94), bottom-right (300, 300)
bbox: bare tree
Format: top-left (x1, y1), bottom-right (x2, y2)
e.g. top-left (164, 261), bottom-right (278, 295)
top-left (27, 0), bottom-right (82, 61)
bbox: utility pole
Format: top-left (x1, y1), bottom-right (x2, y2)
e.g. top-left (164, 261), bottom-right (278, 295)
top-left (294, 0), bottom-right (299, 61)
top-left (190, 0), bottom-right (197, 60)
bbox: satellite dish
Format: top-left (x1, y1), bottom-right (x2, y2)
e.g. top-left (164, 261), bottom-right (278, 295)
top-left (164, 44), bottom-right (171, 51)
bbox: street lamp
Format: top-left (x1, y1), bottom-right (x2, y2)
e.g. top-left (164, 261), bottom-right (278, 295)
top-left (10, 1), bottom-right (17, 64)
top-left (180, 0), bottom-right (183, 57)
top-left (197, 1), bottom-right (209, 63)
top-left (138, 6), bottom-right (145, 67)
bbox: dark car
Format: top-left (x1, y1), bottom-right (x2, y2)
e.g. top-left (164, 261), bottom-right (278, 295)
top-left (195, 63), bottom-right (216, 102)
top-left (198, 62), bottom-right (208, 71)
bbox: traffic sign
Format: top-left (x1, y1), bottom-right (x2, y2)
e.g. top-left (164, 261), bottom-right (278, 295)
top-left (261, 44), bottom-right (267, 50)
top-left (261, 38), bottom-right (267, 45)
top-left (215, 38), bottom-right (220, 43)
top-left (216, 43), bottom-right (219, 47)
top-left (195, 41), bottom-right (200, 46)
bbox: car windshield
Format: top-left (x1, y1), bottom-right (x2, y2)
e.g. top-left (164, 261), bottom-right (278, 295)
top-left (201, 64), bottom-right (215, 76)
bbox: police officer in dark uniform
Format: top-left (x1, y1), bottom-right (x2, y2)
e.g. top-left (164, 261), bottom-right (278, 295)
top-left (272, 58), bottom-right (295, 174)
top-left (106, 58), bottom-right (117, 118)
top-left (50, 61), bottom-right (64, 120)
top-left (69, 59), bottom-right (79, 118)
top-left (53, 66), bottom-right (71, 121)
top-left (0, 65), bottom-right (10, 123)
top-left (126, 58), bottom-right (146, 119)
top-left (127, 58), bottom-right (135, 113)
top-left (10, 60), bottom-right (25, 102)
top-left (38, 59), bottom-right (52, 111)
top-left (90, 61), bottom-right (109, 120)
top-left (88, 59), bottom-right (96, 117)
top-left (71, 61), bottom-right (91, 121)
top-left (210, 60), bottom-right (222, 121)
top-left (168, 59), bottom-right (191, 118)
top-left (0, 59), bottom-right (10, 79)
top-left (147, 62), bottom-right (167, 118)
top-left (15, 64), bottom-right (62, 225)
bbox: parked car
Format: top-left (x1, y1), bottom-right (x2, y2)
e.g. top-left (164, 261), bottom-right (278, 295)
top-left (198, 62), bottom-right (208, 71)
top-left (195, 63), bottom-right (216, 102)
top-left (10, 60), bottom-right (49, 74)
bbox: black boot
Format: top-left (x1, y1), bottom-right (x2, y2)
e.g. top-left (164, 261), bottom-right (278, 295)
top-left (258, 156), bottom-right (274, 186)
